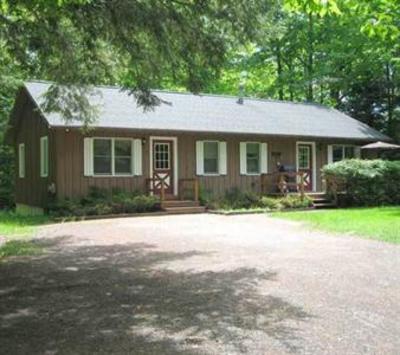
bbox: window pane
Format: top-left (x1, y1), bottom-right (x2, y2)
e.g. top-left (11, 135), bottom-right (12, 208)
top-left (115, 157), bottom-right (131, 174)
top-left (93, 139), bottom-right (112, 174)
top-left (115, 140), bottom-right (132, 174)
top-left (246, 143), bottom-right (260, 173)
top-left (94, 139), bottom-right (111, 156)
top-left (204, 142), bottom-right (218, 174)
top-left (345, 146), bottom-right (355, 159)
top-left (333, 146), bottom-right (343, 162)
top-left (298, 146), bottom-right (310, 169)
top-left (154, 143), bottom-right (170, 170)
top-left (94, 157), bottom-right (112, 174)
top-left (115, 140), bottom-right (131, 156)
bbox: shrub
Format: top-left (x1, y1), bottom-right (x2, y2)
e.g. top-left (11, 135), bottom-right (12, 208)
top-left (207, 187), bottom-right (313, 211)
top-left (322, 159), bottom-right (400, 206)
top-left (222, 187), bottom-right (260, 209)
top-left (49, 187), bottom-right (160, 217)
top-left (259, 197), bottom-right (282, 210)
top-left (259, 195), bottom-right (313, 210)
top-left (278, 195), bottom-right (313, 209)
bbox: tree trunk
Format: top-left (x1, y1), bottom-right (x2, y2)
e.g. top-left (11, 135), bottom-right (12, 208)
top-left (275, 41), bottom-right (284, 100)
top-left (306, 11), bottom-right (314, 102)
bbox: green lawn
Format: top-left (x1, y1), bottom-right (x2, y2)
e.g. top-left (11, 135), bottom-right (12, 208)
top-left (0, 212), bottom-right (51, 258)
top-left (272, 207), bottom-right (400, 244)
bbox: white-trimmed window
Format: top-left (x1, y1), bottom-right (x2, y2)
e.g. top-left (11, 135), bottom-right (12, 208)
top-left (18, 143), bottom-right (25, 178)
top-left (240, 142), bottom-right (268, 175)
top-left (40, 136), bottom-right (49, 177)
top-left (328, 144), bottom-right (360, 163)
top-left (196, 140), bottom-right (227, 175)
top-left (84, 137), bottom-right (142, 176)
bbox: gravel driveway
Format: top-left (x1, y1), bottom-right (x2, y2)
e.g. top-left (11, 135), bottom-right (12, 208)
top-left (0, 214), bottom-right (399, 354)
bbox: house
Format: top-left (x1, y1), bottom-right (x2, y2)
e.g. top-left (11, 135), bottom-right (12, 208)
top-left (7, 81), bottom-right (389, 214)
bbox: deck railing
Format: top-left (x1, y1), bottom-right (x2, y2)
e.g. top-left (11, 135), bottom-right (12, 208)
top-left (146, 177), bottom-right (199, 205)
top-left (178, 178), bottom-right (199, 202)
top-left (261, 171), bottom-right (306, 199)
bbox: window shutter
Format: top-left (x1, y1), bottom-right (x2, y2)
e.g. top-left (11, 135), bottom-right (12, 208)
top-left (354, 146), bottom-right (361, 159)
top-left (260, 143), bottom-right (268, 174)
top-left (40, 137), bottom-right (48, 177)
top-left (19, 144), bottom-right (25, 178)
top-left (133, 139), bottom-right (142, 175)
top-left (83, 138), bottom-right (93, 176)
top-left (196, 141), bottom-right (204, 175)
top-left (327, 145), bottom-right (333, 164)
top-left (240, 142), bottom-right (247, 175)
top-left (218, 141), bottom-right (227, 175)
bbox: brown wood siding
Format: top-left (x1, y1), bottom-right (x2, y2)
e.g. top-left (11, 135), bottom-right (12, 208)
top-left (52, 129), bottom-right (352, 201)
top-left (14, 98), bottom-right (52, 208)
top-left (54, 129), bottom-right (150, 199)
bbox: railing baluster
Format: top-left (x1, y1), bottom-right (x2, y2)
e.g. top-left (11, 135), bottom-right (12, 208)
top-left (194, 179), bottom-right (199, 202)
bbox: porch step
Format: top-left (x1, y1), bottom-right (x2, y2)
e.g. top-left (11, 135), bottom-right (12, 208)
top-left (308, 194), bottom-right (337, 209)
top-left (163, 206), bottom-right (206, 215)
top-left (162, 200), bottom-right (200, 208)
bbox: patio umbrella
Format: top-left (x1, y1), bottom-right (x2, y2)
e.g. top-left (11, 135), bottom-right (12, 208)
top-left (361, 141), bottom-right (400, 150)
top-left (361, 141), bottom-right (400, 160)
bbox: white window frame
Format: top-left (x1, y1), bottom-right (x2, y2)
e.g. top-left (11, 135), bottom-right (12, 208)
top-left (92, 137), bottom-right (134, 177)
top-left (296, 141), bottom-right (317, 192)
top-left (244, 142), bottom-right (261, 175)
top-left (40, 136), bottom-right (49, 178)
top-left (18, 143), bottom-right (25, 178)
top-left (149, 136), bottom-right (178, 196)
top-left (328, 144), bottom-right (360, 164)
top-left (202, 140), bottom-right (220, 176)
top-left (240, 141), bottom-right (268, 176)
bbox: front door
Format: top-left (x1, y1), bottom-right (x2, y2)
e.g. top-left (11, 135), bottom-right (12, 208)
top-left (152, 140), bottom-right (173, 195)
top-left (297, 143), bottom-right (313, 191)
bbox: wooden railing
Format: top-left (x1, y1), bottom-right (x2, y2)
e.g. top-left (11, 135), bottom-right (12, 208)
top-left (145, 178), bottom-right (166, 206)
top-left (146, 177), bottom-right (199, 205)
top-left (261, 171), bottom-right (307, 199)
top-left (178, 178), bottom-right (199, 202)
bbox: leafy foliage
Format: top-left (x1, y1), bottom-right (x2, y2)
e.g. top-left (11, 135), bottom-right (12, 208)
top-left (203, 187), bottom-right (313, 211)
top-left (0, 0), bottom-right (268, 124)
top-left (49, 187), bottom-right (160, 217)
top-left (322, 159), bottom-right (400, 206)
top-left (206, 0), bottom-right (400, 140)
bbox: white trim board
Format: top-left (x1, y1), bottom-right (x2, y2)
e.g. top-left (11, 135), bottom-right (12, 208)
top-left (149, 136), bottom-right (178, 196)
top-left (296, 141), bottom-right (317, 192)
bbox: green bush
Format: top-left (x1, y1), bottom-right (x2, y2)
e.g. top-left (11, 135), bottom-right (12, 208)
top-left (322, 159), bottom-right (400, 206)
top-left (259, 197), bottom-right (282, 210)
top-left (279, 195), bottom-right (313, 209)
top-left (49, 187), bottom-right (160, 217)
top-left (259, 195), bottom-right (313, 210)
top-left (205, 187), bottom-right (313, 211)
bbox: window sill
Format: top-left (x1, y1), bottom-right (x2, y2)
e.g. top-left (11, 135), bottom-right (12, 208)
top-left (90, 174), bottom-right (139, 178)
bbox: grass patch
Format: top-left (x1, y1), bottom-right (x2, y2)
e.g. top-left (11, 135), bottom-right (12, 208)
top-left (272, 207), bottom-right (400, 244)
top-left (0, 240), bottom-right (42, 258)
top-left (210, 208), bottom-right (267, 215)
top-left (0, 212), bottom-right (50, 237)
top-left (0, 211), bottom-right (50, 259)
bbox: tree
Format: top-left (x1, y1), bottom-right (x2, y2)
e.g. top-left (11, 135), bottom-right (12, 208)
top-left (0, 0), bottom-right (269, 124)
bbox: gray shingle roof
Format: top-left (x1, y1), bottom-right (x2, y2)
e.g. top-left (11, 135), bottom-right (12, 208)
top-left (25, 81), bottom-right (389, 141)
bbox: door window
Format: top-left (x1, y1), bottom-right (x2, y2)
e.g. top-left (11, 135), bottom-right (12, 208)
top-left (298, 145), bottom-right (311, 169)
top-left (154, 143), bottom-right (170, 170)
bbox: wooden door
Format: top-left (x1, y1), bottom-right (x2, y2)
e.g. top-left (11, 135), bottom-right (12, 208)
top-left (152, 140), bottom-right (173, 195)
top-left (297, 144), bottom-right (313, 191)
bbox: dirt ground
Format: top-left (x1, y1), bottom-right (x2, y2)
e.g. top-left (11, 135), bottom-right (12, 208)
top-left (0, 214), bottom-right (399, 354)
